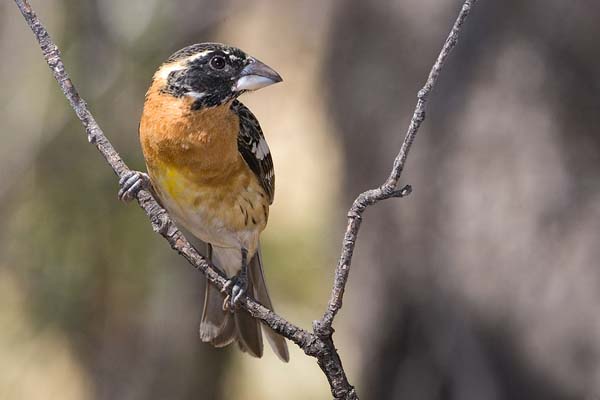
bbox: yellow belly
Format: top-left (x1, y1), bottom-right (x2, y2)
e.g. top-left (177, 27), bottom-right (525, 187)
top-left (148, 159), bottom-right (269, 255)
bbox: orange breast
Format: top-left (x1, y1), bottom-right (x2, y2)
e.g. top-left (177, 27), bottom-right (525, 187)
top-left (140, 79), bottom-right (241, 182)
top-left (138, 78), bottom-right (269, 251)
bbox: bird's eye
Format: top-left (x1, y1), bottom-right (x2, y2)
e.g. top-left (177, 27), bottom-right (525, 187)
top-left (210, 56), bottom-right (226, 70)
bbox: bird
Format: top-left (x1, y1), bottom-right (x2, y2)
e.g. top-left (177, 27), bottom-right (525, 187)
top-left (117, 42), bottom-right (289, 362)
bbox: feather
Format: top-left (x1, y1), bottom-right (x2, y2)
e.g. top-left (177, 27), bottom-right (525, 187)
top-left (233, 100), bottom-right (275, 204)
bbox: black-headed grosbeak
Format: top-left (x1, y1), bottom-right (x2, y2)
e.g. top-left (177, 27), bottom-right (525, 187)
top-left (118, 43), bottom-right (289, 361)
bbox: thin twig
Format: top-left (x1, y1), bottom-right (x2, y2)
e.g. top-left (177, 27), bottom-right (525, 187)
top-left (315, 0), bottom-right (478, 335)
top-left (13, 0), bottom-right (477, 398)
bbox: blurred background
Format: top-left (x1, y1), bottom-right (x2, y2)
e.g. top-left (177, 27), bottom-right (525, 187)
top-left (1, 0), bottom-right (599, 399)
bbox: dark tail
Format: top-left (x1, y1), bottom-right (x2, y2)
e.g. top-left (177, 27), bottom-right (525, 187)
top-left (199, 245), bottom-right (289, 362)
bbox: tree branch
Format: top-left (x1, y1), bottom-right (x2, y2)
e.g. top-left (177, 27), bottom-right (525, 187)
top-left (315, 0), bottom-right (478, 336)
top-left (13, 0), bottom-right (477, 398)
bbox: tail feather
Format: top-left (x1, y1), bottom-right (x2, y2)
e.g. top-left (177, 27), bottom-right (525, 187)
top-left (198, 242), bottom-right (230, 344)
top-left (199, 244), bottom-right (289, 362)
top-left (200, 279), bottom-right (236, 347)
top-left (250, 249), bottom-right (290, 362)
top-left (235, 309), bottom-right (263, 357)
top-left (212, 312), bottom-right (236, 348)
top-left (234, 271), bottom-right (263, 357)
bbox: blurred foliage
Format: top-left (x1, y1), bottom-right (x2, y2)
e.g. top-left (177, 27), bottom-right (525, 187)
top-left (2, 0), bottom-right (600, 399)
top-left (1, 0), bottom-right (338, 399)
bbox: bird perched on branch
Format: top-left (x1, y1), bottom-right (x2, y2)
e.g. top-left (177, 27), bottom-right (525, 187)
top-left (118, 43), bottom-right (289, 361)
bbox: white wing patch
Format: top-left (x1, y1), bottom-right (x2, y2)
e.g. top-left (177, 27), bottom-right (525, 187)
top-left (252, 137), bottom-right (270, 160)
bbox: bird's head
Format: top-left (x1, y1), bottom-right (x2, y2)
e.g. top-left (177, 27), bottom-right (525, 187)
top-left (153, 43), bottom-right (282, 110)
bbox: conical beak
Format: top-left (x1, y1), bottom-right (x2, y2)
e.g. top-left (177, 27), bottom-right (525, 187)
top-left (233, 58), bottom-right (283, 92)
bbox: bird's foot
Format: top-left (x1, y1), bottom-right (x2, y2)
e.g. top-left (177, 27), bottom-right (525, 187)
top-left (118, 170), bottom-right (150, 203)
top-left (222, 272), bottom-right (248, 312)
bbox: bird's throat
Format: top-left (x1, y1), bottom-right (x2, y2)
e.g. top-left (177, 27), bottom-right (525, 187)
top-left (139, 80), bottom-right (241, 184)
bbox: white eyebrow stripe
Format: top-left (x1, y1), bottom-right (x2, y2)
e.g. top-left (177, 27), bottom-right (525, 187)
top-left (186, 50), bottom-right (213, 62)
top-left (155, 61), bottom-right (185, 80)
top-left (155, 49), bottom-right (218, 81)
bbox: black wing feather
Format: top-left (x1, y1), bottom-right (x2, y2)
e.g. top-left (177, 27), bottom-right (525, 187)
top-left (231, 100), bottom-right (275, 204)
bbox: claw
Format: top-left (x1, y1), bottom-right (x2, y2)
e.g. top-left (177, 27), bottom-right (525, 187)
top-left (222, 294), bottom-right (231, 312)
top-left (233, 289), bottom-right (244, 304)
top-left (232, 283), bottom-right (243, 305)
top-left (230, 280), bottom-right (247, 308)
top-left (220, 248), bottom-right (249, 311)
top-left (118, 171), bottom-right (149, 203)
top-left (222, 274), bottom-right (248, 311)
